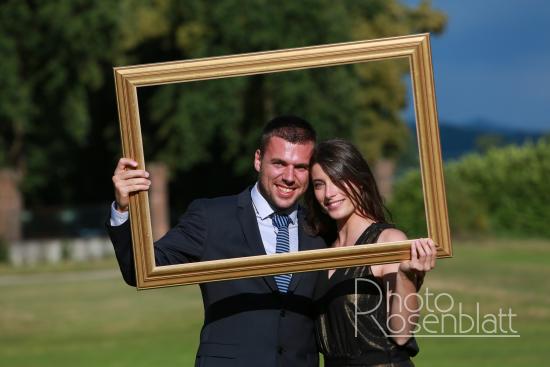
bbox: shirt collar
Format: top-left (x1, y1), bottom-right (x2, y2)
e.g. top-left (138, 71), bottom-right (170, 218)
top-left (251, 182), bottom-right (298, 224)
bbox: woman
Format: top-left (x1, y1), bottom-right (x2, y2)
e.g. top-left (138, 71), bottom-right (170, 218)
top-left (305, 139), bottom-right (436, 367)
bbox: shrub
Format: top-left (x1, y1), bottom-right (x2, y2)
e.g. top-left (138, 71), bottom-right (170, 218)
top-left (388, 138), bottom-right (550, 238)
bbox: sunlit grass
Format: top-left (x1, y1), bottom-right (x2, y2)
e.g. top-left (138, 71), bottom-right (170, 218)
top-left (413, 238), bottom-right (550, 366)
top-left (1, 238), bottom-right (548, 366)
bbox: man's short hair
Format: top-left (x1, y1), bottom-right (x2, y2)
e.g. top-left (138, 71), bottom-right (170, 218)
top-left (259, 115), bottom-right (317, 155)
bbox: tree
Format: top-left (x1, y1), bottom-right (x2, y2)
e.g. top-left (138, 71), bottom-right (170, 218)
top-left (348, 0), bottom-right (446, 198)
top-left (0, 0), bottom-right (128, 240)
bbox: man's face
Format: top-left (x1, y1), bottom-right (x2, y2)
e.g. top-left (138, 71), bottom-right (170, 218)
top-left (254, 136), bottom-right (314, 211)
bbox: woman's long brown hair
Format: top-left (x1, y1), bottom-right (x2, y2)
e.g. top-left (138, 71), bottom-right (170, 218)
top-left (304, 139), bottom-right (389, 243)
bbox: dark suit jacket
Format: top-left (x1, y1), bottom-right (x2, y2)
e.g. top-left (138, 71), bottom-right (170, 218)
top-left (107, 187), bottom-right (326, 367)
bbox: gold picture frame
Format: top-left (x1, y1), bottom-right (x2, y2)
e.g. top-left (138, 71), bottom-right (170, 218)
top-left (114, 33), bottom-right (452, 289)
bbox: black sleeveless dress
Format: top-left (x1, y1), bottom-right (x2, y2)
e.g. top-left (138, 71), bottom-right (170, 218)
top-left (314, 223), bottom-right (419, 367)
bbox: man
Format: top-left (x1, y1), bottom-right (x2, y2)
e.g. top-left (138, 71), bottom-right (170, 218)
top-left (107, 116), bottom-right (325, 367)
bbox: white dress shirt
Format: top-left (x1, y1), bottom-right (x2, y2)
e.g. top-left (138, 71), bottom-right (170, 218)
top-left (250, 183), bottom-right (299, 255)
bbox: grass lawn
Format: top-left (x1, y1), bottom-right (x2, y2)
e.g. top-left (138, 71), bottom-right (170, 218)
top-left (1, 238), bottom-right (549, 366)
top-left (414, 238), bottom-right (550, 366)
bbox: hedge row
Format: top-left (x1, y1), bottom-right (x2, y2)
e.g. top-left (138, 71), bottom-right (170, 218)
top-left (387, 137), bottom-right (550, 239)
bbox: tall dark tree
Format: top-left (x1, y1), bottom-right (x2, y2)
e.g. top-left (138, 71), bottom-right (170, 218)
top-left (0, 0), bottom-right (129, 239)
top-left (347, 0), bottom-right (446, 197)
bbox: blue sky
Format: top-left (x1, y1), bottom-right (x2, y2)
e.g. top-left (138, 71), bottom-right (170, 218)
top-left (403, 0), bottom-right (549, 132)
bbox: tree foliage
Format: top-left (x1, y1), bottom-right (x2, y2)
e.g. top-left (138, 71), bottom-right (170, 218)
top-left (347, 0), bottom-right (446, 162)
top-left (130, 0), bottom-right (447, 209)
top-left (0, 0), bottom-right (129, 204)
top-left (0, 0), bottom-right (446, 209)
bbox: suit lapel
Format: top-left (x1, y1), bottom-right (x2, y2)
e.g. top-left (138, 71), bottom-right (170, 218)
top-left (237, 188), bottom-right (278, 292)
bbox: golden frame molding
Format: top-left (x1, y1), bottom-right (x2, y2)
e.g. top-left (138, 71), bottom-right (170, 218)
top-left (113, 33), bottom-right (452, 289)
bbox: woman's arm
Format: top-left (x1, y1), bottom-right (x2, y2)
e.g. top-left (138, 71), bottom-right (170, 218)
top-left (372, 230), bottom-right (437, 345)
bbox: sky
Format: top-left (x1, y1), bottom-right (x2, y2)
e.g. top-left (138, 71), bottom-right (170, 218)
top-left (403, 0), bottom-right (550, 132)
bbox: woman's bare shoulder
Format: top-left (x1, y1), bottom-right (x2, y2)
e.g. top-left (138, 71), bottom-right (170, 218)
top-left (377, 227), bottom-right (408, 243)
top-left (372, 227), bottom-right (408, 276)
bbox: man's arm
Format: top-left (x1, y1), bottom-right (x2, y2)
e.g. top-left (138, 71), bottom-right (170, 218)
top-left (106, 215), bottom-right (136, 285)
top-left (106, 158), bottom-right (150, 286)
top-left (106, 158), bottom-right (206, 286)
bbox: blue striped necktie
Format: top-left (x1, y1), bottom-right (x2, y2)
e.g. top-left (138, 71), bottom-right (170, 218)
top-left (272, 213), bottom-right (292, 293)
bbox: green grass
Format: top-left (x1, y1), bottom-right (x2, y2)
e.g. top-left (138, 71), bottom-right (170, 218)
top-left (0, 264), bottom-right (202, 366)
top-left (1, 238), bottom-right (549, 366)
top-left (413, 238), bottom-right (550, 366)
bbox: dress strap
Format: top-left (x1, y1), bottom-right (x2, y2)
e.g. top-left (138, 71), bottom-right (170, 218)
top-left (354, 222), bottom-right (396, 245)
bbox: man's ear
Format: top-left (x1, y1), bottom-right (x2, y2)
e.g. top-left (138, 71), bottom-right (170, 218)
top-left (254, 149), bottom-right (262, 173)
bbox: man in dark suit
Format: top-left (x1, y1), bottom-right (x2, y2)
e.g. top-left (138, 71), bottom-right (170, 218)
top-left (107, 116), bottom-right (325, 366)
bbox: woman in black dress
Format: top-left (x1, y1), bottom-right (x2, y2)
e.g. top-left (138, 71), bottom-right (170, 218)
top-left (305, 139), bottom-right (437, 367)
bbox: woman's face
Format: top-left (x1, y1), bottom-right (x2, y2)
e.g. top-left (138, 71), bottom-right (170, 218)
top-left (311, 163), bottom-right (357, 222)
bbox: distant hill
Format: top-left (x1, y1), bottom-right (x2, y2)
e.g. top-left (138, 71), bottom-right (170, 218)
top-left (407, 120), bottom-right (544, 161)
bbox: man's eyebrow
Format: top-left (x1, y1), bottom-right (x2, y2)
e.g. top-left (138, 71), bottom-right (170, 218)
top-left (269, 159), bottom-right (310, 168)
